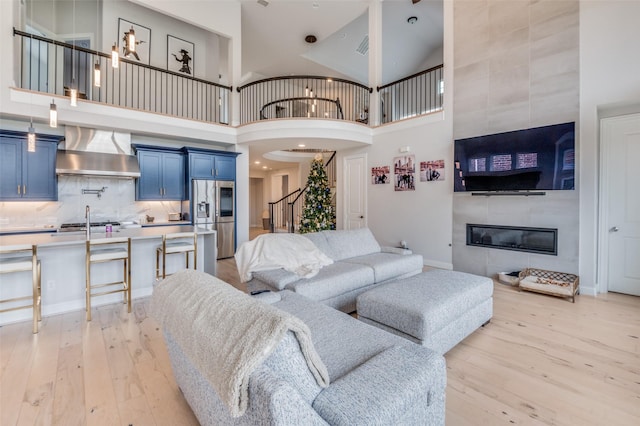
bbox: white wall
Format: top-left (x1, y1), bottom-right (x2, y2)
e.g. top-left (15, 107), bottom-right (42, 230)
top-left (101, 0), bottom-right (220, 81)
top-left (373, 117), bottom-right (452, 268)
top-left (341, 112), bottom-right (453, 269)
top-left (579, 0), bottom-right (640, 293)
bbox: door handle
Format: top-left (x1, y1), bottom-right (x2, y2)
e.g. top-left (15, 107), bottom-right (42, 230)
top-left (610, 226), bottom-right (619, 232)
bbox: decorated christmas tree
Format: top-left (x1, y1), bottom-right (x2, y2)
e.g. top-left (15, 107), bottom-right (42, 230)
top-left (299, 154), bottom-right (335, 233)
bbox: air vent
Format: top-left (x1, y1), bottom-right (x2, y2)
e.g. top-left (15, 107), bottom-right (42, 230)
top-left (356, 35), bottom-right (369, 56)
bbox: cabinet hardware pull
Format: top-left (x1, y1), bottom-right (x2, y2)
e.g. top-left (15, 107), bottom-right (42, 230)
top-left (17, 185), bottom-right (21, 195)
top-left (23, 185), bottom-right (26, 195)
top-left (212, 168), bottom-right (214, 176)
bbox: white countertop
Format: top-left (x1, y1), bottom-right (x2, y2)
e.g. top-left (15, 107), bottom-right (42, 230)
top-left (0, 225), bottom-right (215, 250)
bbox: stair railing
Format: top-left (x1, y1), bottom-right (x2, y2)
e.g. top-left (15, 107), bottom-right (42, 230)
top-left (268, 189), bottom-right (301, 233)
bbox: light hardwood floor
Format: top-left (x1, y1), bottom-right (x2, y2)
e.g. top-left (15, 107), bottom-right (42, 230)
top-left (1, 258), bottom-right (639, 425)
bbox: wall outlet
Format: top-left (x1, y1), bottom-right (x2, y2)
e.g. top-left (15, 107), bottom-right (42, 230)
top-left (47, 280), bottom-right (55, 290)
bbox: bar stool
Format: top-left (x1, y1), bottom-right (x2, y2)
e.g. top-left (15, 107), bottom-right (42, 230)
top-left (156, 232), bottom-right (197, 279)
top-left (85, 237), bottom-right (131, 321)
top-left (0, 245), bottom-right (41, 333)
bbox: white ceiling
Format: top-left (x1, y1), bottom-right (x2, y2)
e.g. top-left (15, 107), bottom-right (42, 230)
top-left (240, 0), bottom-right (444, 85)
top-left (238, 0), bottom-right (443, 172)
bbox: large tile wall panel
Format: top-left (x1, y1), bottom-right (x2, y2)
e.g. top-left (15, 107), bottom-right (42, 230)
top-left (452, 0), bottom-right (579, 278)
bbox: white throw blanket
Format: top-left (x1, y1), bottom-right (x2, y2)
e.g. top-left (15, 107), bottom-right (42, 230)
top-left (150, 269), bottom-right (329, 418)
top-left (235, 233), bottom-right (333, 283)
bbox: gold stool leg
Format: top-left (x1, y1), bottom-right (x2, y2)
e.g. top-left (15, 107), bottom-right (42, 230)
top-left (32, 258), bottom-right (39, 334)
top-left (156, 247), bottom-right (161, 279)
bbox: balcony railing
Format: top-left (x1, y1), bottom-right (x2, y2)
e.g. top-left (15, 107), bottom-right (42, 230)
top-left (237, 76), bottom-right (372, 125)
top-left (14, 28), bottom-right (231, 124)
top-left (377, 64), bottom-right (444, 124)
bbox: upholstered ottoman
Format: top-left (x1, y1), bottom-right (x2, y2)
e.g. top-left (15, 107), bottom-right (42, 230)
top-left (357, 269), bottom-right (493, 354)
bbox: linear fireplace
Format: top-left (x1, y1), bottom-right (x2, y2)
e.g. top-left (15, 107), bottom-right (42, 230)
top-left (466, 224), bottom-right (557, 255)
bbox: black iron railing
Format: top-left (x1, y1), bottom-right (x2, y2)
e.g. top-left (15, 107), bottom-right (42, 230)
top-left (269, 189), bottom-right (301, 233)
top-left (377, 64), bottom-right (444, 124)
top-left (260, 96), bottom-right (344, 120)
top-left (14, 28), bottom-right (231, 124)
top-left (238, 76), bottom-right (371, 125)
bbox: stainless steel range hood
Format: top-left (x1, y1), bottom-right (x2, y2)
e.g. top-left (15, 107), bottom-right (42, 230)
top-left (56, 150), bottom-right (141, 178)
top-left (57, 127), bottom-right (140, 178)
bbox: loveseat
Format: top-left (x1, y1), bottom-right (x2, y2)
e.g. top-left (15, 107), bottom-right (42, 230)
top-left (246, 228), bottom-right (424, 312)
top-left (151, 269), bottom-right (446, 426)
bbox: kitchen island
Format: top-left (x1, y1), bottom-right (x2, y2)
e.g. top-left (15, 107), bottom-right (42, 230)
top-left (0, 226), bottom-right (216, 326)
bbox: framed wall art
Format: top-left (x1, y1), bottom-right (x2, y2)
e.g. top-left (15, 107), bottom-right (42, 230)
top-left (420, 159), bottom-right (445, 182)
top-left (118, 18), bottom-right (151, 64)
top-left (371, 166), bottom-right (390, 184)
top-left (167, 35), bottom-right (194, 75)
top-left (393, 155), bottom-right (415, 191)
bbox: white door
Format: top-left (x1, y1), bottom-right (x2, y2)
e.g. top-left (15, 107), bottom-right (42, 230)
top-left (600, 113), bottom-right (640, 296)
top-left (344, 154), bottom-right (367, 230)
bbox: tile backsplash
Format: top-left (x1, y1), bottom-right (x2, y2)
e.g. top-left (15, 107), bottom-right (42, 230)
top-left (0, 176), bottom-right (182, 230)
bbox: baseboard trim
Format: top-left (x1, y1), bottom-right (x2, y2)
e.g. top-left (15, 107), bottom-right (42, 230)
top-left (424, 259), bottom-right (453, 270)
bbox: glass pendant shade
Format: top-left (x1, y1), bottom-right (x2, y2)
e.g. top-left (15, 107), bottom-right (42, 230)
top-left (49, 101), bottom-right (57, 128)
top-left (94, 62), bottom-right (101, 87)
top-left (70, 86), bottom-right (78, 107)
top-left (128, 27), bottom-right (136, 52)
top-left (27, 124), bottom-right (36, 152)
top-left (111, 44), bottom-right (119, 68)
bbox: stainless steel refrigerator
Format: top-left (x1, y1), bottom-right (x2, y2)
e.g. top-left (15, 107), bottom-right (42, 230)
top-left (192, 179), bottom-right (235, 259)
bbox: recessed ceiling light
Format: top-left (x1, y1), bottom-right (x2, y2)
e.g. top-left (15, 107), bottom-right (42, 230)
top-left (262, 166), bottom-right (268, 169)
top-left (257, 0), bottom-right (269, 7)
top-left (305, 35), bottom-right (317, 44)
top-left (298, 144), bottom-right (306, 147)
top-left (254, 161), bottom-right (261, 164)
top-left (407, 16), bottom-right (418, 24)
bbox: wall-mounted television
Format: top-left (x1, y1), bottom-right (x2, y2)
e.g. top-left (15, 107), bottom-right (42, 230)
top-left (454, 122), bottom-right (575, 192)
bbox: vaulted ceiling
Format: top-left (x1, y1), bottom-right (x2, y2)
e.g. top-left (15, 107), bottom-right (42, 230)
top-left (240, 0), bottom-right (443, 85)
top-left (238, 0), bottom-right (444, 171)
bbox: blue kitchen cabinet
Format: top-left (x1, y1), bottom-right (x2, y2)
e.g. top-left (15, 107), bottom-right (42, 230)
top-left (0, 130), bottom-right (59, 201)
top-left (134, 145), bottom-right (185, 200)
top-left (186, 148), bottom-right (237, 180)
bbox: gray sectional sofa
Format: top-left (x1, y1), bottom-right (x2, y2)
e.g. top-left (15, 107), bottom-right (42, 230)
top-left (247, 228), bottom-right (424, 312)
top-left (152, 270), bottom-right (447, 426)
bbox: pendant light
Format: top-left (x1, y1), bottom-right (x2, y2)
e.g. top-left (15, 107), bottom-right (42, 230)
top-left (111, 43), bottom-right (119, 68)
top-left (27, 120), bottom-right (36, 153)
top-left (70, 84), bottom-right (78, 107)
top-left (127, 27), bottom-right (136, 52)
top-left (94, 62), bottom-right (101, 87)
top-left (93, 0), bottom-right (101, 86)
top-left (49, 100), bottom-right (57, 128)
top-left (27, 0), bottom-right (36, 152)
top-left (70, 0), bottom-right (77, 107)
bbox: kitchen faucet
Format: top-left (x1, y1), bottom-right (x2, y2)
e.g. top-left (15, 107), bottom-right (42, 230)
top-left (85, 205), bottom-right (91, 239)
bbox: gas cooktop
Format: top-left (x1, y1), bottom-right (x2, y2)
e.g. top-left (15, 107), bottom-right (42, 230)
top-left (59, 221), bottom-right (121, 232)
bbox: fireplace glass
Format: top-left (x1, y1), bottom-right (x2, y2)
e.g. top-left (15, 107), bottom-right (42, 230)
top-left (466, 224), bottom-right (557, 255)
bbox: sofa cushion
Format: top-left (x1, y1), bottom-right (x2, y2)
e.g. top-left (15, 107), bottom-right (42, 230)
top-left (322, 228), bottom-right (381, 261)
top-left (286, 262), bottom-right (374, 303)
top-left (302, 232), bottom-right (334, 258)
top-left (312, 345), bottom-right (445, 426)
top-left (274, 291), bottom-right (406, 380)
top-left (344, 252), bottom-right (423, 283)
top-left (252, 268), bottom-right (301, 290)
